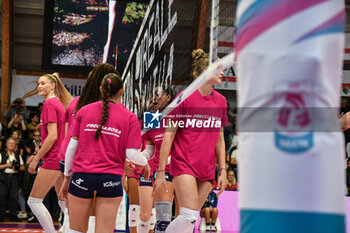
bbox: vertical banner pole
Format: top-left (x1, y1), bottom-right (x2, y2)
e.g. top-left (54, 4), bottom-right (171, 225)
top-left (236, 1), bottom-right (346, 232)
top-left (209, 0), bottom-right (220, 65)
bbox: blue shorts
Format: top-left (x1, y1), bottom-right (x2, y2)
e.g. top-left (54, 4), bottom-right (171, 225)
top-left (139, 174), bottom-right (153, 187)
top-left (68, 173), bottom-right (123, 198)
top-left (59, 160), bottom-right (65, 173)
top-left (153, 172), bottom-right (173, 182)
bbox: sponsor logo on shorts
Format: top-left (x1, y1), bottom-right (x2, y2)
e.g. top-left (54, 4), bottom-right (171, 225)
top-left (103, 181), bottom-right (121, 188)
top-left (154, 172), bottom-right (171, 181)
top-left (75, 178), bottom-right (84, 185)
top-left (140, 176), bottom-right (152, 183)
top-left (72, 178), bottom-right (88, 190)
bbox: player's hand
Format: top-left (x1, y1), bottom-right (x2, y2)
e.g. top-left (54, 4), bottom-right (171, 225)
top-left (138, 163), bottom-right (150, 181)
top-left (28, 158), bottom-right (39, 174)
top-left (216, 170), bottom-right (227, 197)
top-left (26, 155), bottom-right (34, 165)
top-left (59, 176), bottom-right (70, 200)
top-left (152, 171), bottom-right (167, 198)
top-left (124, 159), bottom-right (134, 176)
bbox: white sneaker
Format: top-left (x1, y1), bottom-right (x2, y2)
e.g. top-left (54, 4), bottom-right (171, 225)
top-left (210, 225), bottom-right (217, 231)
top-left (205, 225), bottom-right (211, 231)
top-left (17, 212), bottom-right (27, 219)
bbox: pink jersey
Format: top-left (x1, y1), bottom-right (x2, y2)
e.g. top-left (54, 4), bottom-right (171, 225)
top-left (127, 120), bottom-right (143, 179)
top-left (71, 101), bottom-right (141, 176)
top-left (142, 128), bottom-right (171, 173)
top-left (40, 97), bottom-right (66, 170)
top-left (59, 96), bottom-right (80, 161)
top-left (169, 89), bottom-right (227, 180)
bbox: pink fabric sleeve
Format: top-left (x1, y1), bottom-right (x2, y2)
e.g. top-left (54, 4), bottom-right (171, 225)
top-left (42, 100), bottom-right (58, 124)
top-left (126, 114), bottom-right (142, 149)
top-left (71, 109), bottom-right (82, 138)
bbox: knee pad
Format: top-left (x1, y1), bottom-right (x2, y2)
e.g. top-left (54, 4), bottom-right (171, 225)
top-left (128, 204), bottom-right (140, 227)
top-left (148, 208), bottom-right (156, 230)
top-left (155, 201), bottom-right (171, 231)
top-left (28, 197), bottom-right (56, 233)
top-left (27, 197), bottom-right (46, 217)
top-left (180, 207), bottom-right (198, 226)
top-left (137, 219), bottom-right (150, 233)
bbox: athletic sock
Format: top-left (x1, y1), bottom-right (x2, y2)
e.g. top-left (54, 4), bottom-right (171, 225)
top-left (27, 197), bottom-right (56, 233)
top-left (165, 207), bottom-right (198, 233)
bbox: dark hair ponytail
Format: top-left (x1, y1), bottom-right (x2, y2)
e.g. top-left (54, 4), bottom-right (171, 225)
top-left (95, 73), bottom-right (123, 140)
top-left (75, 63), bottom-right (119, 113)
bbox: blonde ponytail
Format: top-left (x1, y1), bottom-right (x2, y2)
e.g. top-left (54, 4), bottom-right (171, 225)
top-left (191, 49), bottom-right (209, 79)
top-left (42, 73), bottom-right (73, 108)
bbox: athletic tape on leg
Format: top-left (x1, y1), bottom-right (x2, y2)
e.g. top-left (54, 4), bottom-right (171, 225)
top-left (155, 201), bottom-right (171, 232)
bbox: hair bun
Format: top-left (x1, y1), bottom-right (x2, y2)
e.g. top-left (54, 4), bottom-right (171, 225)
top-left (192, 49), bottom-right (205, 61)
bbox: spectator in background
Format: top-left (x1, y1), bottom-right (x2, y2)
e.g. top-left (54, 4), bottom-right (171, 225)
top-left (228, 144), bottom-right (238, 178)
top-left (0, 122), bottom-right (8, 151)
top-left (224, 103), bottom-right (235, 151)
top-left (8, 114), bottom-right (27, 138)
top-left (37, 103), bottom-right (43, 119)
top-left (227, 126), bottom-right (238, 176)
top-left (0, 137), bottom-right (25, 222)
top-left (200, 185), bottom-right (219, 231)
top-left (17, 141), bottom-right (35, 220)
top-left (27, 113), bottom-right (40, 140)
top-left (32, 130), bottom-right (42, 151)
top-left (228, 126), bottom-right (238, 153)
top-left (4, 98), bottom-right (30, 124)
top-left (30, 131), bottom-right (42, 172)
top-left (11, 130), bottom-right (25, 156)
top-left (226, 170), bottom-right (238, 191)
top-left (341, 97), bottom-right (350, 114)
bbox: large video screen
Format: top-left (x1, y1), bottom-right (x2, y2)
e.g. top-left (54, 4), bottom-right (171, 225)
top-left (42, 0), bottom-right (149, 74)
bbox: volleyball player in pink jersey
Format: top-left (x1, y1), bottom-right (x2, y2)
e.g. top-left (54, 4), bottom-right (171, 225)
top-left (27, 73), bottom-right (73, 233)
top-left (137, 86), bottom-right (175, 233)
top-left (59, 63), bottom-right (119, 171)
top-left (153, 49), bottom-right (227, 233)
top-left (59, 73), bottom-right (151, 233)
top-left (58, 63), bottom-right (119, 232)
